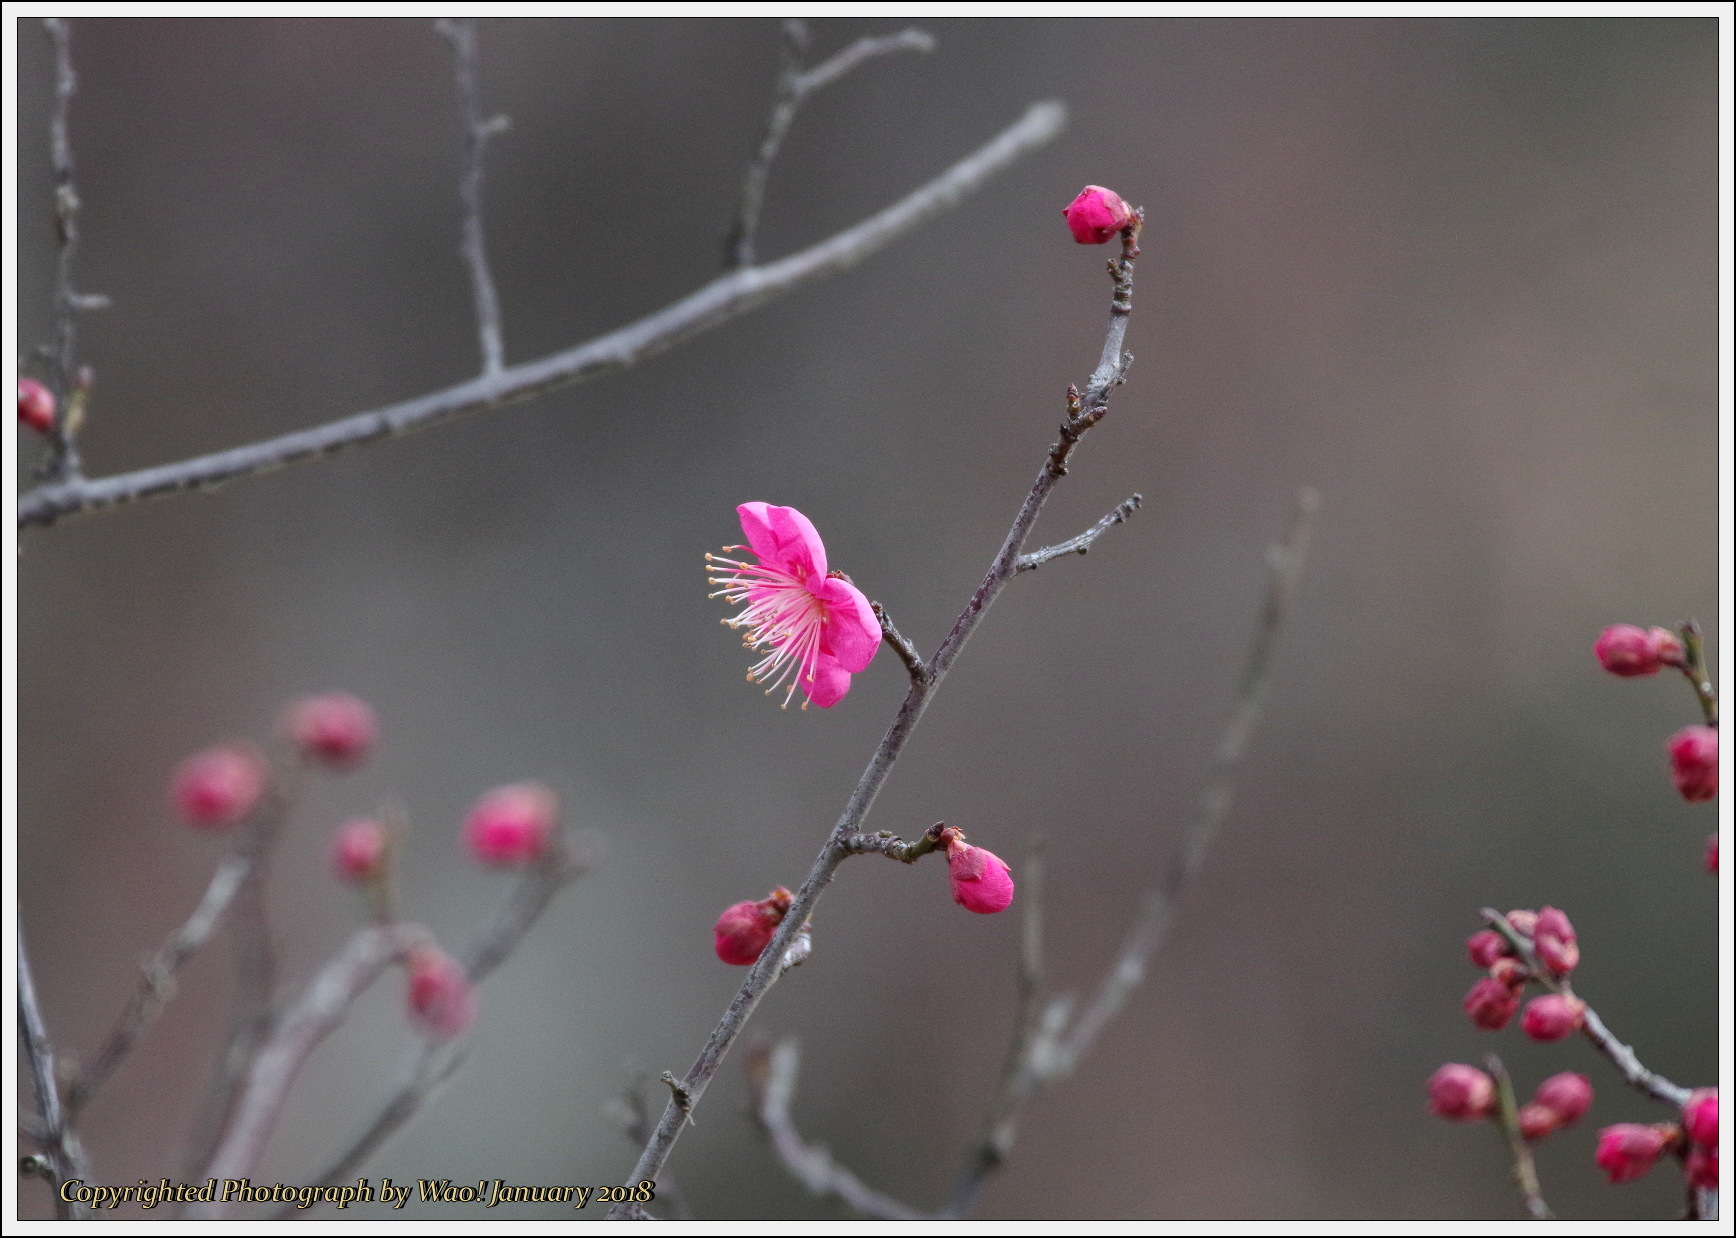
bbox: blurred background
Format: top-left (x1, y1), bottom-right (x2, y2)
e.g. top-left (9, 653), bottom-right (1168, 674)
top-left (15, 17), bottom-right (1720, 1220)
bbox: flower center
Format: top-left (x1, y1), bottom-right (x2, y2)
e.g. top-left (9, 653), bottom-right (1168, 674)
top-left (707, 549), bottom-right (828, 708)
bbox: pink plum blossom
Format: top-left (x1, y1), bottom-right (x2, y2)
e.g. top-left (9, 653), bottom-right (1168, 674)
top-left (942, 828), bottom-right (1015, 914)
top-left (1595, 1123), bottom-right (1677, 1183)
top-left (1594, 624), bottom-right (1663, 676)
top-left (707, 503), bottom-right (880, 709)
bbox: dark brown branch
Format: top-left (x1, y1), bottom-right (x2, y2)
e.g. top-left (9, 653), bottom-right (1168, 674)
top-left (437, 18), bottom-right (508, 376)
top-left (1015, 493), bottom-right (1142, 571)
top-left (725, 22), bottom-right (934, 269)
top-left (18, 924), bottom-right (91, 1219)
top-left (746, 1039), bottom-right (926, 1220)
top-left (1485, 1053), bottom-right (1552, 1220)
top-left (872, 602), bottom-right (930, 685)
top-left (607, 218), bottom-right (1141, 1220)
top-left (19, 100), bottom-right (1064, 531)
top-left (1480, 908), bottom-right (1693, 1109)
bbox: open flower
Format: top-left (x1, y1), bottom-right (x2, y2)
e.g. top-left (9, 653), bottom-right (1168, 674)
top-left (707, 503), bottom-right (880, 708)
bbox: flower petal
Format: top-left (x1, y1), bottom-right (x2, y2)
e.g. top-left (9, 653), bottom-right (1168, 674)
top-left (814, 575), bottom-right (881, 673)
top-left (737, 503), bottom-right (826, 580)
top-left (800, 655), bottom-right (852, 708)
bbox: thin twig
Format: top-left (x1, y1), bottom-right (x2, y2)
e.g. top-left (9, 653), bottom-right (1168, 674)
top-left (872, 602), bottom-right (929, 685)
top-left (189, 923), bottom-right (431, 1217)
top-left (1480, 909), bottom-right (1693, 1108)
top-left (18, 925), bottom-right (91, 1219)
top-left (1485, 1053), bottom-right (1552, 1220)
top-left (437, 18), bottom-right (508, 376)
top-left (41, 18), bottom-right (87, 481)
top-left (276, 843), bottom-right (589, 1213)
top-left (603, 1075), bottom-right (693, 1220)
top-left (943, 488), bottom-right (1319, 1217)
top-left (1675, 620), bottom-right (1717, 727)
top-left (19, 101), bottom-right (1066, 531)
top-left (607, 218), bottom-right (1142, 1220)
top-left (725, 22), bottom-right (934, 269)
top-left (1015, 493), bottom-right (1142, 571)
top-left (67, 842), bottom-right (254, 1112)
top-left (746, 1039), bottom-right (926, 1220)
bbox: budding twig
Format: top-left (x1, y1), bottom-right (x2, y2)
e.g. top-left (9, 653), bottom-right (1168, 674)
top-left (1484, 1053), bottom-right (1553, 1220)
top-left (437, 18), bottom-right (508, 377)
top-left (18, 925), bottom-right (91, 1219)
top-left (1015, 493), bottom-right (1143, 571)
top-left (607, 189), bottom-right (1140, 1219)
top-left (1675, 620), bottom-right (1717, 727)
top-left (1479, 909), bottom-right (1691, 1108)
top-left (872, 602), bottom-right (930, 685)
top-left (40, 18), bottom-right (92, 482)
top-left (19, 100), bottom-right (1065, 530)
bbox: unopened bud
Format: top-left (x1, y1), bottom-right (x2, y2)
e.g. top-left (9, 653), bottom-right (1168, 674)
top-left (1532, 907), bottom-right (1579, 975)
top-left (1685, 1144), bottom-right (1718, 1191)
top-left (1427, 1063), bottom-right (1496, 1121)
top-left (1521, 993), bottom-right (1587, 1042)
top-left (171, 743), bottom-right (269, 829)
top-left (1518, 1103), bottom-right (1561, 1142)
top-left (1061, 185), bottom-right (1135, 245)
top-left (17, 378), bottom-right (54, 435)
top-left (1466, 929), bottom-right (1510, 968)
top-left (406, 946), bottom-right (476, 1039)
top-left (1707, 833), bottom-right (1719, 875)
top-left (463, 782), bottom-right (559, 867)
top-left (1532, 1072), bottom-right (1593, 1127)
top-left (1464, 977), bottom-right (1521, 1030)
top-left (1669, 724), bottom-right (1718, 803)
top-left (1648, 627), bottom-right (1685, 667)
top-left (1683, 1088), bottom-right (1717, 1149)
top-left (1488, 957), bottom-right (1530, 987)
top-left (1504, 909), bottom-right (1538, 937)
top-left (713, 887), bottom-right (792, 966)
top-left (1594, 1123), bottom-right (1679, 1184)
top-left (331, 817), bottom-right (388, 884)
top-left (942, 829), bottom-right (1015, 914)
top-left (283, 692), bottom-right (378, 770)
top-left (1594, 624), bottom-right (1663, 676)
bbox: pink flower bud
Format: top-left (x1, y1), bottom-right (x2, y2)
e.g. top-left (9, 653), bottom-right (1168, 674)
top-left (463, 782), bottom-right (559, 867)
top-left (1707, 833), bottom-right (1718, 874)
top-left (1532, 1072), bottom-right (1593, 1126)
top-left (1532, 910), bottom-right (1579, 976)
top-left (1061, 184), bottom-right (1135, 244)
top-left (17, 378), bottom-right (54, 435)
top-left (1488, 957), bottom-right (1530, 988)
top-left (1648, 627), bottom-right (1685, 667)
top-left (1464, 977), bottom-right (1521, 1030)
top-left (1669, 724), bottom-right (1718, 803)
top-left (1521, 993), bottom-right (1586, 1042)
top-left (1533, 906), bottom-right (1575, 943)
top-left (1466, 929), bottom-right (1510, 968)
top-left (170, 743), bottom-right (269, 829)
top-left (943, 831), bottom-right (1015, 914)
top-left (1595, 624), bottom-right (1664, 676)
top-left (406, 946), bottom-right (475, 1039)
top-left (1683, 1088), bottom-right (1717, 1149)
top-left (713, 887), bottom-right (792, 966)
top-left (1426, 1063), bottom-right (1496, 1121)
top-left (1594, 1123), bottom-right (1678, 1184)
top-left (1503, 909), bottom-right (1538, 937)
top-left (330, 817), bottom-right (388, 884)
top-left (1519, 1103), bottom-right (1561, 1142)
top-left (283, 692), bottom-right (377, 770)
top-left (1686, 1144), bottom-right (1718, 1191)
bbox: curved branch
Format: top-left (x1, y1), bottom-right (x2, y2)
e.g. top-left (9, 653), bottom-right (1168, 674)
top-left (18, 100), bottom-right (1067, 531)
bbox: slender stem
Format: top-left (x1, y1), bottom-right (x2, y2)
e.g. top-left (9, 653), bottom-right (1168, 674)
top-left (872, 602), bottom-right (929, 685)
top-left (1480, 909), bottom-right (1692, 1107)
top-left (1676, 620), bottom-right (1717, 727)
top-left (18, 100), bottom-right (1065, 531)
top-left (1484, 1054), bottom-right (1552, 1220)
top-left (41, 18), bottom-right (85, 481)
top-left (606, 223), bottom-right (1141, 1219)
top-left (794, 28), bottom-right (934, 97)
top-left (18, 924), bottom-right (91, 1219)
top-left (1015, 493), bottom-right (1142, 571)
top-left (438, 18), bottom-right (508, 376)
top-left (66, 842), bottom-right (255, 1111)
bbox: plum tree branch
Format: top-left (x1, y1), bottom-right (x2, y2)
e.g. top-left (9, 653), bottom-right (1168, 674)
top-left (18, 99), bottom-right (1066, 531)
top-left (1485, 1053), bottom-right (1552, 1220)
top-left (607, 220), bottom-right (1143, 1220)
top-left (437, 17), bottom-right (508, 377)
top-left (1016, 494), bottom-right (1143, 571)
top-left (18, 925), bottom-right (91, 1219)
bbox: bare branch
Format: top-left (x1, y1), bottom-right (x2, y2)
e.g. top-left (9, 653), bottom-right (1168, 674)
top-left (18, 924), bottom-right (91, 1219)
top-left (607, 213), bottom-right (1141, 1220)
top-left (40, 18), bottom-right (87, 481)
top-left (189, 923), bottom-right (431, 1216)
top-left (1015, 493), bottom-right (1142, 572)
top-left (1484, 1053), bottom-right (1552, 1220)
top-left (872, 602), bottom-right (929, 685)
top-left (1480, 908), bottom-right (1693, 1108)
top-left (19, 100), bottom-right (1066, 531)
top-left (839, 821), bottom-right (946, 863)
top-left (437, 18), bottom-right (508, 376)
top-left (726, 23), bottom-right (934, 269)
top-left (746, 1039), bottom-right (926, 1220)
top-left (603, 1075), bottom-right (693, 1220)
top-left (66, 843), bottom-right (254, 1112)
top-left (1675, 619), bottom-right (1717, 727)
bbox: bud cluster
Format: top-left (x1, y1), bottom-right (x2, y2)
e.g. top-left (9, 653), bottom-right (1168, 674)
top-left (1461, 908), bottom-right (1583, 1040)
top-left (1426, 1064), bottom-right (1593, 1144)
top-left (1590, 1090), bottom-right (1718, 1188)
top-left (1593, 624), bottom-right (1719, 810)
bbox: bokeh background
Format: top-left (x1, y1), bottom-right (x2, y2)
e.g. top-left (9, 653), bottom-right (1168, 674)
top-left (15, 17), bottom-right (1721, 1220)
